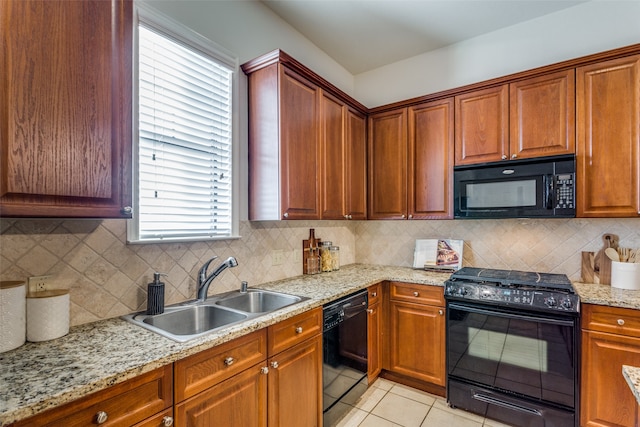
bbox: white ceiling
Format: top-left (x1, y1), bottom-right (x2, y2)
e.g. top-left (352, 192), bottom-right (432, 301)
top-left (261, 0), bottom-right (589, 74)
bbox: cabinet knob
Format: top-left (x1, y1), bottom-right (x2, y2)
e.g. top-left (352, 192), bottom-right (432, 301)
top-left (162, 416), bottom-right (174, 426)
top-left (401, 214), bottom-right (406, 218)
top-left (121, 206), bottom-right (133, 215)
top-left (501, 154), bottom-right (507, 160)
top-left (295, 326), bottom-right (303, 334)
top-left (371, 292), bottom-right (377, 297)
top-left (283, 212), bottom-right (289, 218)
top-left (511, 154), bottom-right (517, 159)
top-left (224, 356), bottom-right (235, 366)
top-left (618, 319), bottom-right (625, 326)
top-left (438, 309), bottom-right (444, 316)
top-left (366, 308), bottom-right (374, 314)
top-left (95, 411), bottom-right (108, 424)
top-left (408, 214), bottom-right (413, 219)
top-left (271, 361), bottom-right (279, 369)
top-left (413, 291), bottom-right (419, 297)
top-left (261, 366), bottom-right (269, 374)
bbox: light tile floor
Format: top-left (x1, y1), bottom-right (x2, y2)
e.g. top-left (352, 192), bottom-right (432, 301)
top-left (333, 378), bottom-right (515, 427)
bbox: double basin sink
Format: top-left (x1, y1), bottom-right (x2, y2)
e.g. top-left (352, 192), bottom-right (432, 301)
top-left (123, 289), bottom-right (308, 342)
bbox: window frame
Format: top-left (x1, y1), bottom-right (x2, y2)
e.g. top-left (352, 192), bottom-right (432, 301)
top-left (128, 2), bottom-right (240, 244)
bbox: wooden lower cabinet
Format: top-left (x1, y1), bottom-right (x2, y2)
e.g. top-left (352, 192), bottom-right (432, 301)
top-left (386, 282), bottom-right (445, 389)
top-left (175, 363), bottom-right (268, 427)
top-left (582, 304), bottom-right (640, 427)
top-left (11, 365), bottom-right (173, 427)
top-left (367, 283), bottom-right (382, 382)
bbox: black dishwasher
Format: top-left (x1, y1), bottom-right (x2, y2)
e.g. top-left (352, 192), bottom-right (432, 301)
top-left (322, 289), bottom-right (368, 426)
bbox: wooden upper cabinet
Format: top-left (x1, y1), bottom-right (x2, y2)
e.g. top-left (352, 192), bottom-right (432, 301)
top-left (510, 69), bottom-right (575, 159)
top-left (408, 98), bottom-right (454, 219)
top-left (455, 70), bottom-right (575, 165)
top-left (576, 55), bottom-right (640, 217)
top-left (243, 50), bottom-right (367, 220)
top-left (0, 0), bottom-right (133, 218)
top-left (368, 108), bottom-right (408, 219)
top-left (455, 85), bottom-right (509, 165)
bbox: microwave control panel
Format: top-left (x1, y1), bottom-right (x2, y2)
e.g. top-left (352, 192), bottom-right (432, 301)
top-left (554, 173), bottom-right (575, 210)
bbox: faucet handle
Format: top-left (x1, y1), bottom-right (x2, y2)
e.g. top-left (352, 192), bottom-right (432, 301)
top-left (198, 256), bottom-right (218, 284)
top-left (240, 281), bottom-right (248, 293)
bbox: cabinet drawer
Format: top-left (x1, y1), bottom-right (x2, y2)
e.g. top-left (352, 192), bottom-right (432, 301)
top-left (389, 282), bottom-right (444, 306)
top-left (13, 365), bottom-right (172, 427)
top-left (174, 329), bottom-right (267, 402)
top-left (368, 283), bottom-right (382, 306)
top-left (582, 304), bottom-right (640, 338)
top-left (268, 307), bottom-right (322, 355)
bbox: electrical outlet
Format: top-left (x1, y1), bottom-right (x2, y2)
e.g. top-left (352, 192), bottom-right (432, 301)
top-left (28, 275), bottom-right (51, 293)
top-left (271, 250), bottom-right (285, 266)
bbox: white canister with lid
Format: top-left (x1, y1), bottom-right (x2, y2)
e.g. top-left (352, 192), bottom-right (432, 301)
top-left (611, 261), bottom-right (640, 290)
top-left (26, 290), bottom-right (70, 342)
top-left (0, 281), bottom-right (26, 353)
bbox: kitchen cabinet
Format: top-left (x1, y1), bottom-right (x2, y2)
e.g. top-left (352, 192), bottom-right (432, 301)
top-left (174, 309), bottom-right (322, 427)
top-left (576, 54), bottom-right (640, 217)
top-left (581, 303), bottom-right (640, 427)
top-left (242, 50), bottom-right (367, 221)
top-left (455, 70), bottom-right (575, 165)
top-left (0, 0), bottom-right (133, 218)
top-left (367, 283), bottom-right (383, 382)
top-left (368, 99), bottom-right (454, 220)
top-left (385, 282), bottom-right (446, 390)
top-left (320, 91), bottom-right (367, 220)
top-left (11, 365), bottom-right (173, 427)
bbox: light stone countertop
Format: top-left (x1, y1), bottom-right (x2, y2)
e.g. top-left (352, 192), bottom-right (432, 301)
top-left (623, 365), bottom-right (640, 405)
top-left (2, 265), bottom-right (640, 426)
top-left (0, 264), bottom-right (449, 426)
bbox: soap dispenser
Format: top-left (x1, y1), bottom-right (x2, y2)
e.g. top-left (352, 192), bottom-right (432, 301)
top-left (147, 272), bottom-right (167, 315)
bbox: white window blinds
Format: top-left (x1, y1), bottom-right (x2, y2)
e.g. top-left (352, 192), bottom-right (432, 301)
top-left (136, 25), bottom-right (233, 241)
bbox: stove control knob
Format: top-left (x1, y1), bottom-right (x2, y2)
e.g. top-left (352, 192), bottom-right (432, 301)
top-left (561, 298), bottom-right (573, 309)
top-left (458, 287), bottom-right (468, 296)
top-left (545, 296), bottom-right (557, 307)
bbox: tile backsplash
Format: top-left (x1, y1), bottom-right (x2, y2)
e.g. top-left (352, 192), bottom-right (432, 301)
top-left (1, 217), bottom-right (639, 326)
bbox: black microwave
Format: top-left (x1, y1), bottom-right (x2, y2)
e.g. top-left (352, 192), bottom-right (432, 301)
top-left (454, 155), bottom-right (576, 219)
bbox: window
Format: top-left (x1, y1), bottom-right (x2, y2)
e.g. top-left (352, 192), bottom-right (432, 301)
top-left (129, 5), bottom-right (238, 243)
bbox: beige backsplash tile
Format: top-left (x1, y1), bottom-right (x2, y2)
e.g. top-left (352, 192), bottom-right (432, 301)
top-left (1, 217), bottom-right (639, 326)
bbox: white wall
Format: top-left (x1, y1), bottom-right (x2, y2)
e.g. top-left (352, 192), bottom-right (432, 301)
top-left (354, 1), bottom-right (640, 108)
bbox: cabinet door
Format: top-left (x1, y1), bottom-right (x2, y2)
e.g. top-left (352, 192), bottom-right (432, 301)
top-left (509, 70), bottom-right (575, 160)
top-left (320, 91), bottom-right (346, 219)
top-left (280, 66), bottom-right (320, 219)
top-left (0, 0), bottom-right (132, 218)
top-left (577, 55), bottom-right (640, 217)
top-left (268, 335), bottom-right (322, 427)
top-left (368, 108), bottom-right (408, 219)
top-left (581, 330), bottom-right (640, 427)
top-left (455, 85), bottom-right (509, 165)
top-left (367, 299), bottom-right (382, 382)
top-left (388, 300), bottom-right (445, 386)
top-left (345, 108), bottom-right (367, 220)
top-left (408, 98), bottom-right (454, 219)
top-left (175, 364), bottom-right (267, 427)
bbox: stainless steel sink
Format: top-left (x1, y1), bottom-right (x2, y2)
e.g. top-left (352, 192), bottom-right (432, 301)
top-left (143, 305), bottom-right (247, 336)
top-left (215, 289), bottom-right (303, 313)
top-left (122, 288), bottom-right (308, 342)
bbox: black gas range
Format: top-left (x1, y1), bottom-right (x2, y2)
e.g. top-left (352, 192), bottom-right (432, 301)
top-left (444, 267), bottom-right (580, 427)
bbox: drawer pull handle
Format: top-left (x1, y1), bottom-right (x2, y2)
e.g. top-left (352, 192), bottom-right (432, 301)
top-left (366, 309), bottom-right (374, 314)
top-left (295, 326), bottom-right (303, 334)
top-left (162, 416), bottom-right (174, 426)
top-left (95, 411), bottom-right (108, 424)
top-left (224, 356), bottom-right (235, 366)
top-left (439, 309), bottom-right (444, 316)
top-left (261, 366), bottom-right (269, 374)
top-left (618, 319), bottom-right (625, 326)
top-left (413, 292), bottom-right (419, 297)
top-left (271, 361), bottom-right (279, 369)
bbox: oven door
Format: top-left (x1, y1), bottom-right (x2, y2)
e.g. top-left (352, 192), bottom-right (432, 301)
top-left (446, 301), bottom-right (577, 409)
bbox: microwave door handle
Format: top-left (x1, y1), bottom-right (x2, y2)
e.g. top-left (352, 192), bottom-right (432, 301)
top-left (544, 175), bottom-right (554, 209)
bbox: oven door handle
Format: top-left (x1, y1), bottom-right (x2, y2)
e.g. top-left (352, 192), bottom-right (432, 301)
top-left (471, 393), bottom-right (543, 417)
top-left (447, 302), bottom-right (575, 327)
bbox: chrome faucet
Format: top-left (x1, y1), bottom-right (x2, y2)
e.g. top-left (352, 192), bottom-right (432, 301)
top-left (196, 256), bottom-right (238, 301)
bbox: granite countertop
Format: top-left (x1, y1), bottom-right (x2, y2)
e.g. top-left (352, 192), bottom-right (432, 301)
top-left (3, 264), bottom-right (640, 425)
top-left (0, 264), bottom-right (449, 426)
top-left (623, 365), bottom-right (640, 405)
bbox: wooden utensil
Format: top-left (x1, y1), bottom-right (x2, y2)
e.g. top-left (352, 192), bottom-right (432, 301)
top-left (605, 247), bottom-right (620, 262)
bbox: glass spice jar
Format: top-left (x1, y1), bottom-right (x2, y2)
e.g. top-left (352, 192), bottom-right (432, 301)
top-left (330, 246), bottom-right (340, 271)
top-left (320, 241), bottom-right (333, 272)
